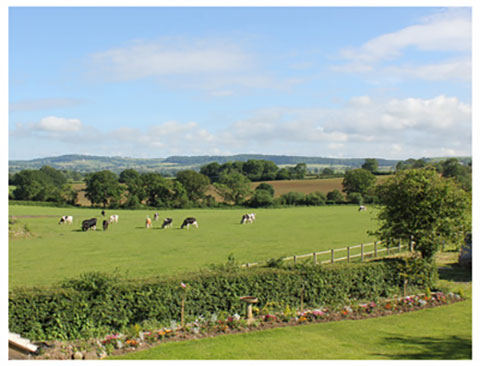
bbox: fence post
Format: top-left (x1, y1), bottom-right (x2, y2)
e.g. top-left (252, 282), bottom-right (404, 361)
top-left (387, 242), bottom-right (390, 255)
top-left (347, 246), bottom-right (350, 263)
top-left (374, 241), bottom-right (378, 257)
top-left (313, 252), bottom-right (317, 265)
top-left (410, 236), bottom-right (414, 252)
top-left (293, 255), bottom-right (297, 264)
top-left (398, 240), bottom-right (402, 253)
top-left (246, 263), bottom-right (250, 268)
top-left (361, 243), bottom-right (364, 262)
top-left (331, 249), bottom-right (335, 263)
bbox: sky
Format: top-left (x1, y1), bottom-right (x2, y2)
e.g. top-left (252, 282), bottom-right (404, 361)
top-left (7, 3), bottom-right (475, 160)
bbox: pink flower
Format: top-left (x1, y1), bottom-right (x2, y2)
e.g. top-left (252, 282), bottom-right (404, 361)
top-left (180, 282), bottom-right (187, 289)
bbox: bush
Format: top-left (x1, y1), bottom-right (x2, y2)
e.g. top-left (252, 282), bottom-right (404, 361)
top-left (9, 257), bottom-right (437, 341)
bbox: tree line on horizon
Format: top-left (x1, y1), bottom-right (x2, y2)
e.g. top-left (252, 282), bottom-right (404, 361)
top-left (9, 157), bottom-right (471, 210)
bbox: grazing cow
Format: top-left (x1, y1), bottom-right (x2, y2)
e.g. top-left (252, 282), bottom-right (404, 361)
top-left (109, 214), bottom-right (119, 224)
top-left (103, 220), bottom-right (109, 231)
top-left (59, 215), bottom-right (73, 225)
top-left (358, 205), bottom-right (367, 212)
top-left (154, 212), bottom-right (159, 221)
top-left (181, 217), bottom-right (198, 229)
top-left (82, 218), bottom-right (97, 231)
top-left (241, 214), bottom-right (253, 224)
top-left (146, 216), bottom-right (152, 229)
top-left (241, 213), bottom-right (255, 224)
top-left (162, 218), bottom-right (173, 229)
top-left (101, 210), bottom-right (106, 217)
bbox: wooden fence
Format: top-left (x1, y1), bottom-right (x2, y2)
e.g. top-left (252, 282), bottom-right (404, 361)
top-left (242, 240), bottom-right (414, 268)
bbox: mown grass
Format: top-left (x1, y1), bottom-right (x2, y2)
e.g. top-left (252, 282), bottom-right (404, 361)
top-left (111, 252), bottom-right (472, 360)
top-left (9, 205), bottom-right (380, 288)
top-left (114, 297), bottom-right (471, 360)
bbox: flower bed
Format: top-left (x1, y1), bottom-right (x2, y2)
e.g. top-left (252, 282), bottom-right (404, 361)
top-left (28, 291), bottom-right (463, 360)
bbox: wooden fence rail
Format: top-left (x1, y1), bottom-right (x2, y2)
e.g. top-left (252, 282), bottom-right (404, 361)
top-left (242, 240), bottom-right (414, 268)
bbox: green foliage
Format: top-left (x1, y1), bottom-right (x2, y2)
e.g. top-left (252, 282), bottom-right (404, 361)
top-left (374, 168), bottom-right (471, 260)
top-left (361, 158), bottom-right (379, 173)
top-left (175, 170), bottom-right (211, 202)
top-left (11, 166), bottom-right (73, 204)
top-left (84, 170), bottom-right (123, 208)
top-left (342, 168), bottom-right (376, 196)
top-left (213, 171), bottom-right (253, 205)
top-left (326, 189), bottom-right (345, 204)
top-left (9, 257), bottom-right (437, 341)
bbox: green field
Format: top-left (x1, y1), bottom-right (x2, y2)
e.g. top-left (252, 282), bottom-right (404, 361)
top-left (9, 205), bottom-right (380, 288)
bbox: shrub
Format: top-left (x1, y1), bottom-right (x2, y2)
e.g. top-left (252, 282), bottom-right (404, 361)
top-left (9, 257), bottom-right (437, 341)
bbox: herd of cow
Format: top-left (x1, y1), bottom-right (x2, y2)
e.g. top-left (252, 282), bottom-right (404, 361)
top-left (58, 211), bottom-right (257, 231)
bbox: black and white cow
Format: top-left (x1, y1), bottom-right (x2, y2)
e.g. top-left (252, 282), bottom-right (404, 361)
top-left (59, 215), bottom-right (73, 224)
top-left (154, 212), bottom-right (159, 221)
top-left (162, 218), bottom-right (173, 229)
top-left (241, 214), bottom-right (253, 224)
top-left (101, 210), bottom-right (106, 217)
top-left (241, 213), bottom-right (256, 224)
top-left (103, 220), bottom-right (109, 231)
top-left (358, 205), bottom-right (367, 212)
top-left (181, 217), bottom-right (198, 229)
top-left (82, 218), bottom-right (97, 231)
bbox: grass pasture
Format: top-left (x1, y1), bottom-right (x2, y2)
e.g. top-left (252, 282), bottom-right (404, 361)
top-left (9, 205), bottom-right (380, 288)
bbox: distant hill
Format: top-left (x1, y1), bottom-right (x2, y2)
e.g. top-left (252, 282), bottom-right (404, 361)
top-left (9, 154), bottom-right (401, 174)
top-left (9, 154), bottom-right (469, 175)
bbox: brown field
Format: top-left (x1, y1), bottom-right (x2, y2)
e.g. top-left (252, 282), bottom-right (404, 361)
top-left (252, 178), bottom-right (344, 197)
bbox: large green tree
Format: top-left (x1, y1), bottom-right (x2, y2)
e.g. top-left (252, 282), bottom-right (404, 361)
top-left (214, 171), bottom-right (252, 205)
top-left (175, 170), bottom-right (211, 202)
top-left (342, 168), bottom-right (376, 198)
top-left (374, 168), bottom-right (471, 260)
top-left (84, 170), bottom-right (123, 208)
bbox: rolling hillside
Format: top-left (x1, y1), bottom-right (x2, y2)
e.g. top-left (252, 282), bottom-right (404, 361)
top-left (9, 154), bottom-right (400, 174)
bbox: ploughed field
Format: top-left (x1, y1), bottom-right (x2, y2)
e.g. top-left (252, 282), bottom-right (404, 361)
top-left (9, 205), bottom-right (379, 288)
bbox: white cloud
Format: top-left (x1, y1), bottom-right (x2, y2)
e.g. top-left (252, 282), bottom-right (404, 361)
top-left (89, 38), bottom-right (253, 81)
top-left (36, 116), bottom-right (83, 132)
top-left (333, 9), bottom-right (471, 81)
top-left (9, 95), bottom-right (471, 160)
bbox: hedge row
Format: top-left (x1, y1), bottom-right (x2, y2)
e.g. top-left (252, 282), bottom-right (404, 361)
top-left (9, 256), bottom-right (437, 341)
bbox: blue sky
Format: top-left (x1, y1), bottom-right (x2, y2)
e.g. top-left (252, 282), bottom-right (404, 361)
top-left (7, 5), bottom-right (473, 160)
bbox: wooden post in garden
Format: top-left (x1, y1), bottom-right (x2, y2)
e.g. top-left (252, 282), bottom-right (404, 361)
top-left (293, 255), bottom-right (297, 264)
top-left (313, 252), bottom-right (317, 265)
top-left (331, 249), bottom-right (335, 263)
top-left (361, 243), bottom-right (364, 262)
top-left (398, 240), bottom-right (402, 253)
top-left (374, 241), bottom-right (378, 258)
top-left (347, 246), bottom-right (350, 263)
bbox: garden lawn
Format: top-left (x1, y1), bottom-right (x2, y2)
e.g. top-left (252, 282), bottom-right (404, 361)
top-left (112, 299), bottom-right (471, 360)
top-left (9, 205), bottom-right (379, 288)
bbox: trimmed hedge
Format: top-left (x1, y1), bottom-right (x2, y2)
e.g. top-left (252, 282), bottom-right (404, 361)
top-left (9, 256), bottom-right (436, 341)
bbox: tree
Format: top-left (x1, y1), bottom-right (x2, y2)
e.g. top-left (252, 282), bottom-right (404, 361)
top-left (12, 167), bottom-right (72, 203)
top-left (199, 162), bottom-right (221, 183)
top-left (84, 170), bottom-right (123, 208)
top-left (119, 169), bottom-right (145, 208)
top-left (247, 189), bottom-right (274, 207)
top-left (291, 163), bottom-right (307, 179)
top-left (243, 160), bottom-right (265, 181)
top-left (276, 168), bottom-right (291, 180)
top-left (374, 168), bottom-right (471, 261)
top-left (326, 189), bottom-right (345, 204)
top-left (176, 170), bottom-right (210, 202)
top-left (361, 158), bottom-right (379, 173)
top-left (342, 168), bottom-right (376, 197)
top-left (214, 171), bottom-right (252, 205)
top-left (255, 183), bottom-right (275, 197)
top-left (141, 172), bottom-right (171, 207)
